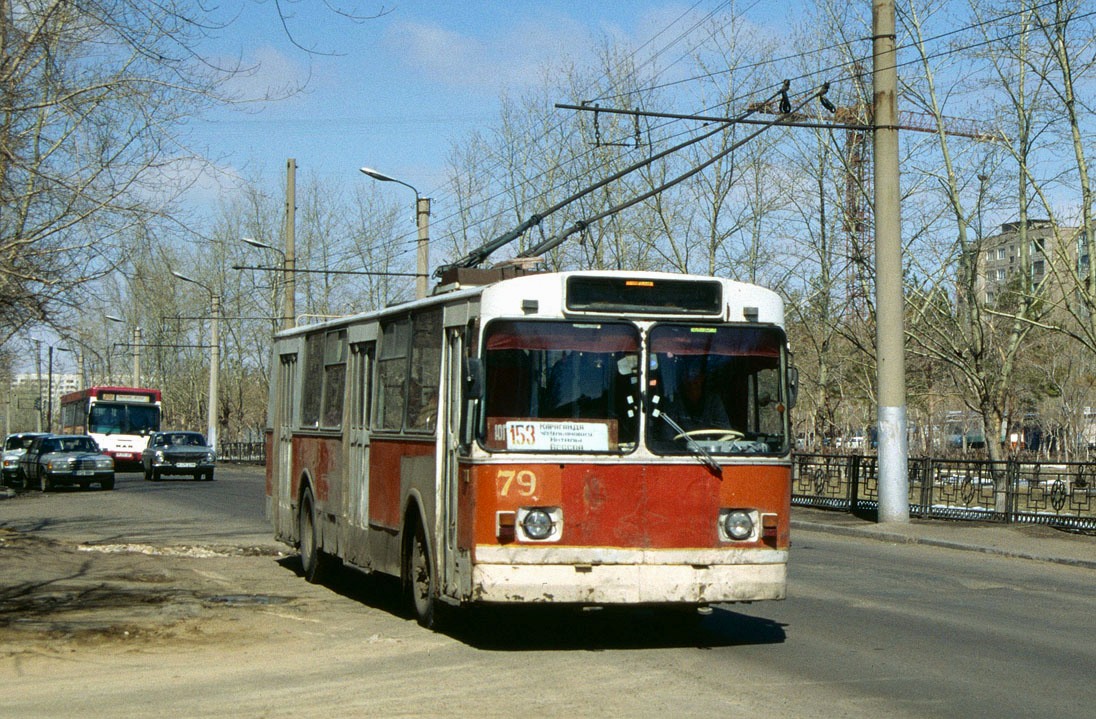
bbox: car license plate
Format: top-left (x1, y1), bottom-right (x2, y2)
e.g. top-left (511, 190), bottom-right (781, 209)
top-left (177, 462), bottom-right (196, 468)
top-left (76, 469), bottom-right (94, 476)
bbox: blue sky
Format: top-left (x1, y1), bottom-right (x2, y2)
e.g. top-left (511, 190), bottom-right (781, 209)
top-left (25, 1), bottom-right (800, 375)
top-left (192, 1), bottom-right (792, 201)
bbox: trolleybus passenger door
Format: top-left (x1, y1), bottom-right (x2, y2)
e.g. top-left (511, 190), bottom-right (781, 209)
top-left (273, 353), bottom-right (297, 536)
top-left (441, 328), bottom-right (465, 596)
top-left (347, 342), bottom-right (373, 533)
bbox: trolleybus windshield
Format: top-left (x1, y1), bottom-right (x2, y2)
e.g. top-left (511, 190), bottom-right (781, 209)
top-left (646, 324), bottom-right (789, 456)
top-left (479, 320), bottom-right (641, 453)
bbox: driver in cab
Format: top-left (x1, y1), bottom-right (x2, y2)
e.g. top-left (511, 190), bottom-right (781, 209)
top-left (654, 356), bottom-right (732, 440)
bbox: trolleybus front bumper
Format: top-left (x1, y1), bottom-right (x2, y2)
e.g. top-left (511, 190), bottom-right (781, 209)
top-left (469, 547), bottom-right (787, 605)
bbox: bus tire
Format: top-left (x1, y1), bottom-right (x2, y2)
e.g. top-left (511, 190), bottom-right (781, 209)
top-left (407, 521), bottom-right (437, 629)
top-left (299, 486), bottom-right (332, 584)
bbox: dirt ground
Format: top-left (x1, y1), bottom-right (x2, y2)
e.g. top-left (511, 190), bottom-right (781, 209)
top-left (3, 527), bottom-right (753, 719)
top-left (1, 528), bottom-right (294, 649)
top-left (0, 528), bottom-right (456, 718)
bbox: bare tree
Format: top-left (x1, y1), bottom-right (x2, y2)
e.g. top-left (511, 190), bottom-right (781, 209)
top-left (0, 1), bottom-right (247, 341)
top-left (0, 0), bottom-right (383, 346)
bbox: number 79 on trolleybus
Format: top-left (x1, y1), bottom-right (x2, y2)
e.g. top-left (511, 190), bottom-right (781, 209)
top-left (265, 270), bottom-right (798, 627)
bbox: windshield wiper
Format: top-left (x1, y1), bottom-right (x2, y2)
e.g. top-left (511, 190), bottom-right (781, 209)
top-left (655, 411), bottom-right (723, 478)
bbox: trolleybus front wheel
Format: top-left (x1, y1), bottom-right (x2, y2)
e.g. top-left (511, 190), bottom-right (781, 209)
top-left (408, 522), bottom-right (437, 629)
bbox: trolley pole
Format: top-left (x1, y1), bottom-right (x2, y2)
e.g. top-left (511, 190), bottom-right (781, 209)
top-left (873, 0), bottom-right (909, 523)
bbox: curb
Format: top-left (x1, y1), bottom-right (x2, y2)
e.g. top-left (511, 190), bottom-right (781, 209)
top-left (791, 519), bottom-right (1096, 571)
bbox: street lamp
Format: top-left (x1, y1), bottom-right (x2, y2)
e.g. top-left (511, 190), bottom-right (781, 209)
top-left (360, 166), bottom-right (431, 299)
top-left (105, 315), bottom-right (141, 386)
top-left (242, 236), bottom-right (294, 330)
top-left (46, 346), bottom-right (74, 432)
top-left (171, 272), bottom-right (220, 450)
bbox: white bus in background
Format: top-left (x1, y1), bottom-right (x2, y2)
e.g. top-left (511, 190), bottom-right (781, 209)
top-left (60, 386), bottom-right (162, 468)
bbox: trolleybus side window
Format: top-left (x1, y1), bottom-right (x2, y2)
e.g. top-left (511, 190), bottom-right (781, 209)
top-left (301, 333), bottom-right (325, 426)
top-left (322, 330), bottom-right (348, 428)
top-left (376, 309), bottom-right (442, 433)
top-left (301, 329), bottom-right (347, 429)
top-left (377, 318), bottom-right (410, 430)
top-left (407, 309), bottom-right (442, 432)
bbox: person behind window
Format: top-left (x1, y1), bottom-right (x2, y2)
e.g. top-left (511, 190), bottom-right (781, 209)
top-left (546, 351), bottom-right (609, 419)
top-left (656, 356), bottom-right (730, 436)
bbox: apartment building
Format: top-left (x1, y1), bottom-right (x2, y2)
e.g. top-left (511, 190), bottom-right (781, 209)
top-left (975, 219), bottom-right (1081, 307)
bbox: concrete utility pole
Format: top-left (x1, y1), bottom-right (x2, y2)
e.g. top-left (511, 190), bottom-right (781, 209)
top-left (171, 273), bottom-right (220, 451)
top-left (132, 327), bottom-right (141, 387)
top-left (105, 316), bottom-right (141, 386)
top-left (873, 0), bottom-right (909, 523)
top-left (209, 293), bottom-right (220, 450)
top-left (34, 339), bottom-right (42, 431)
top-left (415, 196), bottom-right (431, 300)
top-left (285, 158), bottom-right (297, 330)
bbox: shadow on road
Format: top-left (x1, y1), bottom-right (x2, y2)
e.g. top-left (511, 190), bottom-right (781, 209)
top-left (277, 556), bottom-right (787, 651)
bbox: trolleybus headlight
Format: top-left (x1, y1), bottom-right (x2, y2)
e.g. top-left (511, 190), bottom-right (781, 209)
top-left (722, 510), bottom-right (755, 541)
top-left (520, 508), bottom-right (555, 540)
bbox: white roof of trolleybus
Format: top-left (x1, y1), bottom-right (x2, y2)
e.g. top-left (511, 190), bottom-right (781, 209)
top-left (478, 271), bottom-right (784, 325)
top-left (272, 270), bottom-right (784, 340)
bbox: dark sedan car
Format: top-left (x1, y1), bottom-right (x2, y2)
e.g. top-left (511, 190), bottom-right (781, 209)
top-left (19, 434), bottom-right (115, 491)
top-left (141, 431), bottom-right (216, 481)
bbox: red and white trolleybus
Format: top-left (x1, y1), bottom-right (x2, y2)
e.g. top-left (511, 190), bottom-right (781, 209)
top-left (60, 386), bottom-right (162, 467)
top-left (265, 270), bottom-right (797, 626)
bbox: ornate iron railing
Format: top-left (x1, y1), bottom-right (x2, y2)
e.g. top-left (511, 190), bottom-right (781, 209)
top-left (217, 441), bottom-right (266, 464)
top-left (794, 453), bottom-right (1096, 530)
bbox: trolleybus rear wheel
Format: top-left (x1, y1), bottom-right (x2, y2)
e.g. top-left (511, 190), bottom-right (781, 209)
top-left (299, 486), bottom-right (332, 583)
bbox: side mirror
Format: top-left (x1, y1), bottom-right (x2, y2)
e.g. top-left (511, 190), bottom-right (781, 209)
top-left (463, 357), bottom-right (483, 400)
top-left (787, 367), bottom-right (799, 409)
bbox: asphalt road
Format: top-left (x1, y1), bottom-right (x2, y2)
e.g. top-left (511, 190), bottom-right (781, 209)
top-left (1, 464), bottom-right (1093, 718)
top-left (0, 463), bottom-right (274, 547)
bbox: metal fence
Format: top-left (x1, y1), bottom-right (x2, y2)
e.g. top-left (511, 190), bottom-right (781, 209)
top-left (217, 441), bottom-right (266, 464)
top-left (794, 453), bottom-right (1096, 531)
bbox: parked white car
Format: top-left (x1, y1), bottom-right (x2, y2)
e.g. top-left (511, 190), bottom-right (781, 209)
top-left (2, 432), bottom-right (49, 488)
